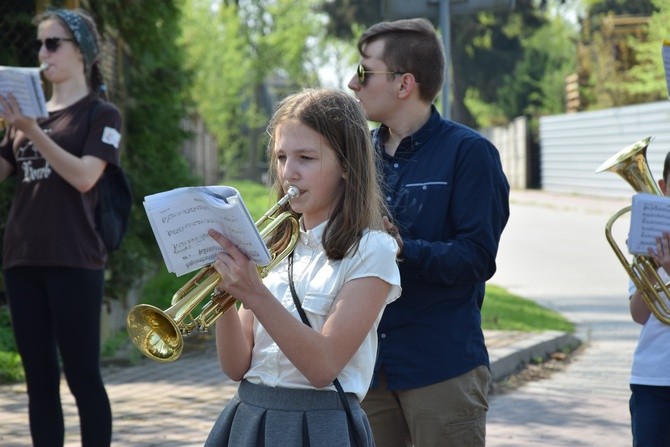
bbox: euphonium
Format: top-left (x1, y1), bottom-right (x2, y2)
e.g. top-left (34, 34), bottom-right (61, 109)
top-left (596, 136), bottom-right (670, 325)
top-left (126, 186), bottom-right (300, 362)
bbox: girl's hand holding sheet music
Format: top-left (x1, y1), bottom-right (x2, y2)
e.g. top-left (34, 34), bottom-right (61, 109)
top-left (209, 229), bottom-right (269, 311)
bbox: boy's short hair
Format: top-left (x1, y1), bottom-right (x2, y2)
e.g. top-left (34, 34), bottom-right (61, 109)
top-left (357, 18), bottom-right (445, 103)
top-left (664, 151), bottom-right (670, 182)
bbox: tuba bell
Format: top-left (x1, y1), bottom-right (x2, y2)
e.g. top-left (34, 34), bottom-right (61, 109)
top-left (596, 136), bottom-right (670, 324)
top-left (126, 186), bottom-right (301, 362)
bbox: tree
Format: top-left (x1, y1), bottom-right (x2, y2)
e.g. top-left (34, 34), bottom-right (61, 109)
top-left (577, 0), bottom-right (664, 109)
top-left (0, 2), bottom-right (195, 299)
top-left (627, 0), bottom-right (670, 99)
top-left (180, 0), bottom-right (250, 177)
top-left (319, 0), bottom-right (573, 128)
top-left (496, 16), bottom-right (579, 119)
top-left (180, 0), bottom-right (323, 182)
top-left (583, 0), bottom-right (657, 16)
top-left (88, 0), bottom-right (196, 297)
top-left (321, 0), bottom-right (382, 39)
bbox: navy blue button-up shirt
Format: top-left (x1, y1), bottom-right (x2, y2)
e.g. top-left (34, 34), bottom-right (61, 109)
top-left (372, 105), bottom-right (510, 390)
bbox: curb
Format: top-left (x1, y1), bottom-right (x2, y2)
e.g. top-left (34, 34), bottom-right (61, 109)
top-left (489, 330), bottom-right (581, 382)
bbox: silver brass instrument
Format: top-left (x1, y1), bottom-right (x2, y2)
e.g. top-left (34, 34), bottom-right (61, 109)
top-left (126, 186), bottom-right (301, 362)
top-left (596, 136), bottom-right (670, 324)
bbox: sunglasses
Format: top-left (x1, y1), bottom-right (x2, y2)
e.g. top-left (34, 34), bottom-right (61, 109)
top-left (356, 64), bottom-right (404, 85)
top-left (34, 37), bottom-right (76, 53)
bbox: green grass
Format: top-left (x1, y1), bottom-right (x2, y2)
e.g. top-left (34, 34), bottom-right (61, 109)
top-left (0, 180), bottom-right (574, 382)
top-left (482, 284), bottom-right (574, 333)
top-left (229, 179), bottom-right (279, 221)
top-left (138, 270), bottom-right (575, 336)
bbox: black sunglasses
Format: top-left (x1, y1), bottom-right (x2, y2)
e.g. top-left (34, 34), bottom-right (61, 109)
top-left (34, 37), bottom-right (76, 53)
top-left (356, 64), bottom-right (404, 85)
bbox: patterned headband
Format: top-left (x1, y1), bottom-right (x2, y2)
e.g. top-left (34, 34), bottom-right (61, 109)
top-left (52, 9), bottom-right (99, 73)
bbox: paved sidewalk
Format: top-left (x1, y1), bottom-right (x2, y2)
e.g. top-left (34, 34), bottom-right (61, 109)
top-left (488, 189), bottom-right (637, 446)
top-left (0, 329), bottom-right (573, 446)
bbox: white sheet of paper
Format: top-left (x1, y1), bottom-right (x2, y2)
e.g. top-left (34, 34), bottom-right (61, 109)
top-left (143, 186), bottom-right (270, 276)
top-left (0, 66), bottom-right (47, 118)
top-left (628, 192), bottom-right (670, 255)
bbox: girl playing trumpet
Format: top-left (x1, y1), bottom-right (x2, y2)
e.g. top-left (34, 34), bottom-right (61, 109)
top-left (204, 88), bottom-right (401, 446)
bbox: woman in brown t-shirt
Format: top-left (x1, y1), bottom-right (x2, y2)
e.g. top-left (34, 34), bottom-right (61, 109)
top-left (0, 8), bottom-right (121, 446)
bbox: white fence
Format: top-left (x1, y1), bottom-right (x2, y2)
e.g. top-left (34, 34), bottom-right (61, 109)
top-left (539, 101), bottom-right (670, 198)
top-left (181, 115), bottom-right (220, 185)
top-left (481, 116), bottom-right (531, 190)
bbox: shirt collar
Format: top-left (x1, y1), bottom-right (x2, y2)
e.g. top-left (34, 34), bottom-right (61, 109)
top-left (373, 104), bottom-right (442, 159)
top-left (298, 219), bottom-right (327, 249)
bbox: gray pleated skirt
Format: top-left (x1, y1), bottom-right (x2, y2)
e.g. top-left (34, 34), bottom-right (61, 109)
top-left (204, 380), bottom-right (374, 446)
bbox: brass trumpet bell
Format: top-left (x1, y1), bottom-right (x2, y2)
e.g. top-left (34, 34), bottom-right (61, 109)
top-left (127, 187), bottom-right (300, 362)
top-left (126, 304), bottom-right (184, 362)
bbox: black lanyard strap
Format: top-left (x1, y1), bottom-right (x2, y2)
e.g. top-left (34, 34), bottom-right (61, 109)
top-left (287, 252), bottom-right (362, 446)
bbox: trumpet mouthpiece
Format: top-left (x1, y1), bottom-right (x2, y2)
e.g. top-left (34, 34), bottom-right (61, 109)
top-left (38, 63), bottom-right (49, 72)
top-left (287, 186), bottom-right (300, 198)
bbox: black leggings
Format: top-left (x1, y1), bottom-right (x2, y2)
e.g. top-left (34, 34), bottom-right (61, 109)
top-left (4, 266), bottom-right (112, 447)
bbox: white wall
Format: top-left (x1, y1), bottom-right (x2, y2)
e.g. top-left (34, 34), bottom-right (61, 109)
top-left (482, 116), bottom-right (529, 189)
top-left (539, 101), bottom-right (670, 198)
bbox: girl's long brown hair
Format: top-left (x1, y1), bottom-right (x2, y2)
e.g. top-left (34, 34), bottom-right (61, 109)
top-left (265, 88), bottom-right (387, 260)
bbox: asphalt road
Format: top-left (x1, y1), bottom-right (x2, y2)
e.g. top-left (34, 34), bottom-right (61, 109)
top-left (486, 191), bottom-right (639, 447)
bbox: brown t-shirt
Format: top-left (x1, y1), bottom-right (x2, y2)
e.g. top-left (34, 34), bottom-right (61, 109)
top-left (0, 94), bottom-right (123, 270)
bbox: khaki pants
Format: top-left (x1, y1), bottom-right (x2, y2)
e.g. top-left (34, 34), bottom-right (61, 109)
top-left (362, 365), bottom-right (490, 447)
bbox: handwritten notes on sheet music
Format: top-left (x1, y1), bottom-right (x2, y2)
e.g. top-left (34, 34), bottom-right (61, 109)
top-left (628, 193), bottom-right (670, 255)
top-left (144, 186), bottom-right (271, 276)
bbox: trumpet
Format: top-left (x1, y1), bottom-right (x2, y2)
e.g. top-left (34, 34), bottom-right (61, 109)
top-left (126, 186), bottom-right (301, 362)
top-left (596, 137), bottom-right (670, 324)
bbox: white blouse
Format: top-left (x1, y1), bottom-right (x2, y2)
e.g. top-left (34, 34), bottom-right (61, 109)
top-left (244, 221), bottom-right (401, 401)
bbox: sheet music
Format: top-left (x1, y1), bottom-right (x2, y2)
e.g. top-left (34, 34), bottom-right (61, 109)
top-left (0, 66), bottom-right (48, 118)
top-left (144, 185), bottom-right (270, 276)
top-left (628, 193), bottom-right (670, 255)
